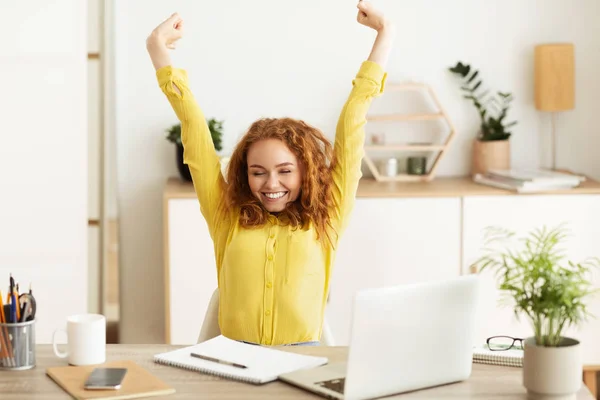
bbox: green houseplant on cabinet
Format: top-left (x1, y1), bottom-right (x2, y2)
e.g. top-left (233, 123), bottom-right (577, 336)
top-left (475, 225), bottom-right (600, 400)
top-left (166, 119), bottom-right (224, 182)
top-left (448, 61), bottom-right (517, 176)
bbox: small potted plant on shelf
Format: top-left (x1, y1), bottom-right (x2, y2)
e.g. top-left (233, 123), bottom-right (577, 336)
top-left (474, 224), bottom-right (600, 400)
top-left (448, 61), bottom-right (517, 176)
top-left (166, 118), bottom-right (224, 182)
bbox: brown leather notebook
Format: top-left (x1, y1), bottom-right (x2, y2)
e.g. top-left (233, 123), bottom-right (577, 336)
top-left (46, 360), bottom-right (176, 400)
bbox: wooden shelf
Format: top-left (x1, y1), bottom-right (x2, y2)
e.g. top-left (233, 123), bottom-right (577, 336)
top-left (369, 174), bottom-right (430, 183)
top-left (366, 113), bottom-right (444, 122)
top-left (364, 82), bottom-right (456, 182)
top-left (365, 145), bottom-right (445, 151)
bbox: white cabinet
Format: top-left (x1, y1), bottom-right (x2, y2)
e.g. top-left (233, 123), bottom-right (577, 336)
top-left (328, 197), bottom-right (462, 345)
top-left (166, 199), bottom-right (216, 345)
top-left (462, 195), bottom-right (600, 364)
top-left (164, 178), bottom-right (600, 363)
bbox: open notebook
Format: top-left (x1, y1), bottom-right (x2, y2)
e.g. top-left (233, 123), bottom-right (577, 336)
top-left (153, 335), bottom-right (328, 384)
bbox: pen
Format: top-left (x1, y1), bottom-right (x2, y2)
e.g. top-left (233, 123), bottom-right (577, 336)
top-left (11, 295), bottom-right (18, 367)
top-left (190, 352), bottom-right (248, 369)
top-left (10, 293), bottom-right (17, 324)
top-left (9, 274), bottom-right (14, 303)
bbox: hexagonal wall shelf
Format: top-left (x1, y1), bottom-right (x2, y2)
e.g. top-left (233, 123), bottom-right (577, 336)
top-left (364, 82), bottom-right (456, 182)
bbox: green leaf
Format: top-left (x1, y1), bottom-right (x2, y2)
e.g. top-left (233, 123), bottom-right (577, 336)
top-left (448, 61), bottom-right (465, 73)
top-left (464, 65), bottom-right (471, 77)
top-left (467, 70), bottom-right (479, 83)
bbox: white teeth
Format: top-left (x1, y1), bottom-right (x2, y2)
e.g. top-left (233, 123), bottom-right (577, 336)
top-left (264, 192), bottom-right (286, 199)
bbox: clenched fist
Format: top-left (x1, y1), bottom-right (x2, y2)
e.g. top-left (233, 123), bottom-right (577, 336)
top-left (147, 12), bottom-right (184, 50)
top-left (357, 1), bottom-right (390, 32)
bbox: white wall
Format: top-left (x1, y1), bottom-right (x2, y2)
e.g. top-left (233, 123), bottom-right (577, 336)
top-left (0, 1), bottom-right (88, 343)
top-left (114, 0), bottom-right (600, 343)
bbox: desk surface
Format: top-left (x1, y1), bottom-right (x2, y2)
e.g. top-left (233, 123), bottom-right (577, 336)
top-left (1, 345), bottom-right (594, 399)
top-left (164, 175), bottom-right (600, 200)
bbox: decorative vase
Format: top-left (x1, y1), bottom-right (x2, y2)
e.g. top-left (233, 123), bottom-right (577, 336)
top-left (407, 156), bottom-right (427, 175)
top-left (471, 139), bottom-right (510, 176)
top-left (523, 337), bottom-right (582, 400)
top-left (175, 143), bottom-right (192, 182)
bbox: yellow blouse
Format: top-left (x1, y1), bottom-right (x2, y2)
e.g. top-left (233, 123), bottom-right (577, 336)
top-left (157, 61), bottom-right (386, 345)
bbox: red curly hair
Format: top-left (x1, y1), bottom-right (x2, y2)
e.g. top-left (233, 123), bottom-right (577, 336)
top-left (225, 118), bottom-right (337, 245)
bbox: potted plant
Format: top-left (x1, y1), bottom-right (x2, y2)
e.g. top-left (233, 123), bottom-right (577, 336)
top-left (166, 118), bottom-right (224, 182)
top-left (475, 224), bottom-right (600, 400)
top-left (448, 61), bottom-right (517, 176)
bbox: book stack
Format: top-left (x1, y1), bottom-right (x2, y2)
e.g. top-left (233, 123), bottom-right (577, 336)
top-left (472, 346), bottom-right (523, 368)
top-left (473, 168), bottom-right (585, 193)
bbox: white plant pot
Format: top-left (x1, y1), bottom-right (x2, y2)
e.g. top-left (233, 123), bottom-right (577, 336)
top-left (523, 337), bottom-right (582, 400)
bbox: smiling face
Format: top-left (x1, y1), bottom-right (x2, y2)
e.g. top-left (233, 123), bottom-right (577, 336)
top-left (247, 139), bottom-right (303, 212)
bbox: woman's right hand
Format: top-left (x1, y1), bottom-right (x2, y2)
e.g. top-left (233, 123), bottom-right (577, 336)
top-left (146, 12), bottom-right (184, 50)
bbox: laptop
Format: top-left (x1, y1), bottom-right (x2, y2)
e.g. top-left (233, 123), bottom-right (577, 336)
top-left (279, 274), bottom-right (482, 400)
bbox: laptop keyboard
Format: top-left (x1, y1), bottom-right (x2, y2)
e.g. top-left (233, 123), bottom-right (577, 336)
top-left (315, 378), bottom-right (345, 394)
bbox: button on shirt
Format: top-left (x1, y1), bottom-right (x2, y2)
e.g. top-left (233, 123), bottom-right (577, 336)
top-left (157, 61), bottom-right (387, 345)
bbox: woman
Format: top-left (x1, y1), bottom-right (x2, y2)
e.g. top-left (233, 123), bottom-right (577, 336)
top-left (147, 1), bottom-right (394, 346)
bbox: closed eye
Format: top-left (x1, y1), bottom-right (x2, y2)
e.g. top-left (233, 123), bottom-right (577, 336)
top-left (280, 170), bottom-right (291, 174)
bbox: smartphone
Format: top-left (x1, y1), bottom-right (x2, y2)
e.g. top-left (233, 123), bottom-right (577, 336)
top-left (84, 368), bottom-right (128, 390)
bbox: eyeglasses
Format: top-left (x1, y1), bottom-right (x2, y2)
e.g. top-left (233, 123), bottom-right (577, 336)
top-left (486, 335), bottom-right (524, 351)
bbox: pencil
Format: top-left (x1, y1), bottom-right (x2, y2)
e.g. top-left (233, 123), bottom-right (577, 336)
top-left (0, 291), bottom-right (5, 365)
top-left (0, 291), bottom-right (5, 324)
top-left (0, 291), bottom-right (12, 367)
top-left (14, 290), bottom-right (20, 322)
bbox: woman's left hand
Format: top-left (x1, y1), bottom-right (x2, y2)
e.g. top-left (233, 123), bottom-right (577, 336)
top-left (356, 1), bottom-right (391, 33)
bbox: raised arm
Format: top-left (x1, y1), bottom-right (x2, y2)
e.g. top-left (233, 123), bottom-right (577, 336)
top-left (146, 13), bottom-right (182, 71)
top-left (360, 1), bottom-right (395, 68)
top-left (330, 1), bottom-right (395, 235)
top-left (147, 13), bottom-right (229, 239)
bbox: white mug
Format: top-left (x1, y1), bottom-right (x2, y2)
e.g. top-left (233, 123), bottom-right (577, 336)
top-left (52, 314), bottom-right (106, 365)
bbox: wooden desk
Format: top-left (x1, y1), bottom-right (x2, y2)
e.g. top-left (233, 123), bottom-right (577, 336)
top-left (0, 345), bottom-right (595, 399)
